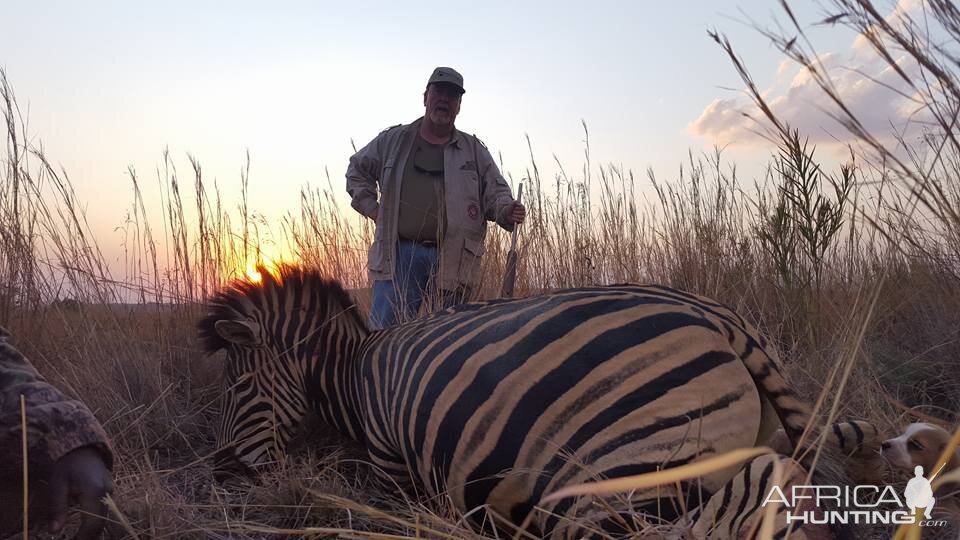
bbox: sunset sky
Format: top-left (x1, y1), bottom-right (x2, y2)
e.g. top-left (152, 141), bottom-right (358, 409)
top-left (1, 1), bottom-right (917, 274)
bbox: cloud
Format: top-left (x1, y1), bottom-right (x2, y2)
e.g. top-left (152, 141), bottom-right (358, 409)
top-left (776, 59), bottom-right (794, 79)
top-left (852, 0), bottom-right (921, 55)
top-left (689, 4), bottom-right (925, 149)
top-left (688, 98), bottom-right (756, 144)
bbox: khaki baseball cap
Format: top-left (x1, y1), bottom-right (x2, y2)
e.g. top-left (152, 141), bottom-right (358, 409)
top-left (427, 67), bottom-right (465, 93)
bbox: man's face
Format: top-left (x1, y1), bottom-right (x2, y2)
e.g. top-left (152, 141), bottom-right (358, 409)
top-left (424, 83), bottom-right (462, 127)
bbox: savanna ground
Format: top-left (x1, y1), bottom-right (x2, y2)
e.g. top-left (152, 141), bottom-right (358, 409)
top-left (3, 2), bottom-right (960, 538)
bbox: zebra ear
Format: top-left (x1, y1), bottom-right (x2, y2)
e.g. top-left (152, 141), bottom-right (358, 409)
top-left (214, 319), bottom-right (261, 346)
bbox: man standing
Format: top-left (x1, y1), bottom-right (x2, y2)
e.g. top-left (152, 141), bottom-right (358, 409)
top-left (347, 67), bottom-right (526, 329)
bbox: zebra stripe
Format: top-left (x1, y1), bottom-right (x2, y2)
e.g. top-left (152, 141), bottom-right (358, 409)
top-left (200, 268), bottom-right (817, 536)
top-left (683, 418), bottom-right (885, 539)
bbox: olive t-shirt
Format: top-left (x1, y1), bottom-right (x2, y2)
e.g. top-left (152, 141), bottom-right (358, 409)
top-left (397, 135), bottom-right (445, 242)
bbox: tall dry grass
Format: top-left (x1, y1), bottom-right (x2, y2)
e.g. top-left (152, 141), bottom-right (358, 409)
top-left (1, 1), bottom-right (959, 536)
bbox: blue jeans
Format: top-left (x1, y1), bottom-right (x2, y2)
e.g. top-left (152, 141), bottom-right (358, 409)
top-left (369, 240), bottom-right (465, 330)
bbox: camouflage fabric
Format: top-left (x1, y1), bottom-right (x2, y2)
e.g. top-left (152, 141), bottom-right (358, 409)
top-left (0, 325), bottom-right (113, 472)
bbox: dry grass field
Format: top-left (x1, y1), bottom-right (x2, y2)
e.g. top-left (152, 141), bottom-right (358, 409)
top-left (2, 2), bottom-right (960, 538)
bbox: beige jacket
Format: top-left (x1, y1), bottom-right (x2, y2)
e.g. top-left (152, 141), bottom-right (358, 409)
top-left (347, 118), bottom-right (516, 291)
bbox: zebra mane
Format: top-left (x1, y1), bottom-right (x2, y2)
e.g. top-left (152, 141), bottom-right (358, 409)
top-left (197, 265), bottom-right (365, 353)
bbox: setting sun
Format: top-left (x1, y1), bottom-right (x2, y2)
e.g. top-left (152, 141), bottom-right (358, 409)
top-left (245, 266), bottom-right (263, 283)
top-left (240, 250), bottom-right (294, 285)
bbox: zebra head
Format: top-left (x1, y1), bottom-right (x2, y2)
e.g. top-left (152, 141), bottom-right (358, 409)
top-left (209, 314), bottom-right (306, 480)
top-left (198, 267), bottom-right (367, 481)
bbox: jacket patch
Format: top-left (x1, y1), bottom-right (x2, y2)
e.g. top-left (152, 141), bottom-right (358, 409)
top-left (460, 161), bottom-right (477, 171)
top-left (467, 203), bottom-right (479, 220)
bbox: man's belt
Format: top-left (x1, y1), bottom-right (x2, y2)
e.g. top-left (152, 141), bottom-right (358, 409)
top-left (399, 237), bottom-right (438, 247)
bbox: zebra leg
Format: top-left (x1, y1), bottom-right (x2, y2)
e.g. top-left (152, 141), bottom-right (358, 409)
top-left (763, 420), bottom-right (885, 485)
top-left (688, 454), bottom-right (832, 540)
top-left (828, 420), bottom-right (885, 485)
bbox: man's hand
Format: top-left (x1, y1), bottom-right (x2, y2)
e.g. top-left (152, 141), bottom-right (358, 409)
top-left (46, 446), bottom-right (112, 539)
top-left (507, 201), bottom-right (526, 224)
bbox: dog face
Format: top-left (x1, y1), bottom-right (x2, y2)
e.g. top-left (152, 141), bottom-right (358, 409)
top-left (881, 422), bottom-right (954, 473)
